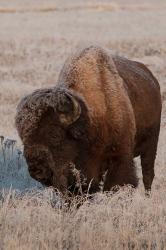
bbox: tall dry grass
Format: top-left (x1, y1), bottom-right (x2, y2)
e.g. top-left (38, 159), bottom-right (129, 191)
top-left (1, 185), bottom-right (166, 249)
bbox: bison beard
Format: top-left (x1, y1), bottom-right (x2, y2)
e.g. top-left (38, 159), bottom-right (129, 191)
top-left (15, 45), bottom-right (162, 195)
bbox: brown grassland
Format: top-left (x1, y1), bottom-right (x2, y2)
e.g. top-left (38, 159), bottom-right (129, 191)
top-left (0, 0), bottom-right (166, 249)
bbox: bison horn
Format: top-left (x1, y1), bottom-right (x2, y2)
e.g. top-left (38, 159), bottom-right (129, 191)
top-left (57, 92), bottom-right (81, 126)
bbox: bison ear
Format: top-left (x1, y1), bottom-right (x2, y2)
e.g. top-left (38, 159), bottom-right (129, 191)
top-left (57, 92), bottom-right (81, 126)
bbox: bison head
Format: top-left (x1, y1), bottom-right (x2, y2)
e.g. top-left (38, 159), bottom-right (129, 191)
top-left (15, 87), bottom-right (91, 193)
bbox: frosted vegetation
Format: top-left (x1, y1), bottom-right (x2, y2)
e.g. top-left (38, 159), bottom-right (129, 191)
top-left (0, 136), bottom-right (42, 190)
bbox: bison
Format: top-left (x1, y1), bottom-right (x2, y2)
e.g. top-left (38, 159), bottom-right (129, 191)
top-left (15, 45), bottom-right (162, 194)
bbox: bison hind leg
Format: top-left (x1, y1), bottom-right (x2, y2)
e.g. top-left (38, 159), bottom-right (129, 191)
top-left (140, 126), bottom-right (160, 192)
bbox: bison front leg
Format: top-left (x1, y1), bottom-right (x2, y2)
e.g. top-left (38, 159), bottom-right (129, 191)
top-left (103, 155), bottom-right (138, 191)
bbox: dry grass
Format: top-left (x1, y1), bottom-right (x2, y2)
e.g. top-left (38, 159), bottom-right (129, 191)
top-left (0, 2), bottom-right (166, 13)
top-left (0, 6), bottom-right (58, 13)
top-left (0, 0), bottom-right (166, 249)
top-left (1, 187), bottom-right (166, 250)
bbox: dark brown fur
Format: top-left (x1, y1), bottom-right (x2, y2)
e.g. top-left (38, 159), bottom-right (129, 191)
top-left (15, 45), bottom-right (162, 193)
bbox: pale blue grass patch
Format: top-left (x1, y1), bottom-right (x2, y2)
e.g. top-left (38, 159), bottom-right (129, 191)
top-left (0, 136), bottom-right (43, 191)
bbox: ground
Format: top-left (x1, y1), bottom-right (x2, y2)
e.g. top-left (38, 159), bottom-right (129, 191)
top-left (0, 0), bottom-right (166, 249)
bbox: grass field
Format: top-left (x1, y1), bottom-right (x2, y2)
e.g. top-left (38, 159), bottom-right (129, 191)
top-left (0, 0), bottom-right (166, 249)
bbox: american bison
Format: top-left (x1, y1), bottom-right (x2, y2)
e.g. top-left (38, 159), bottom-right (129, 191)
top-left (15, 45), bottom-right (162, 194)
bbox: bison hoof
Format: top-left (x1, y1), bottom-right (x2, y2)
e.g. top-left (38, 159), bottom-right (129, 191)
top-left (145, 189), bottom-right (151, 198)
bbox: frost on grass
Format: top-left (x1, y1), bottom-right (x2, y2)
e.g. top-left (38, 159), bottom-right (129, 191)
top-left (1, 186), bottom-right (166, 250)
top-left (0, 136), bottom-right (42, 190)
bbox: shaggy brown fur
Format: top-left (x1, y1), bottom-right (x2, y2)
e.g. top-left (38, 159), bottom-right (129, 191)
top-left (15, 45), bottom-right (162, 194)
